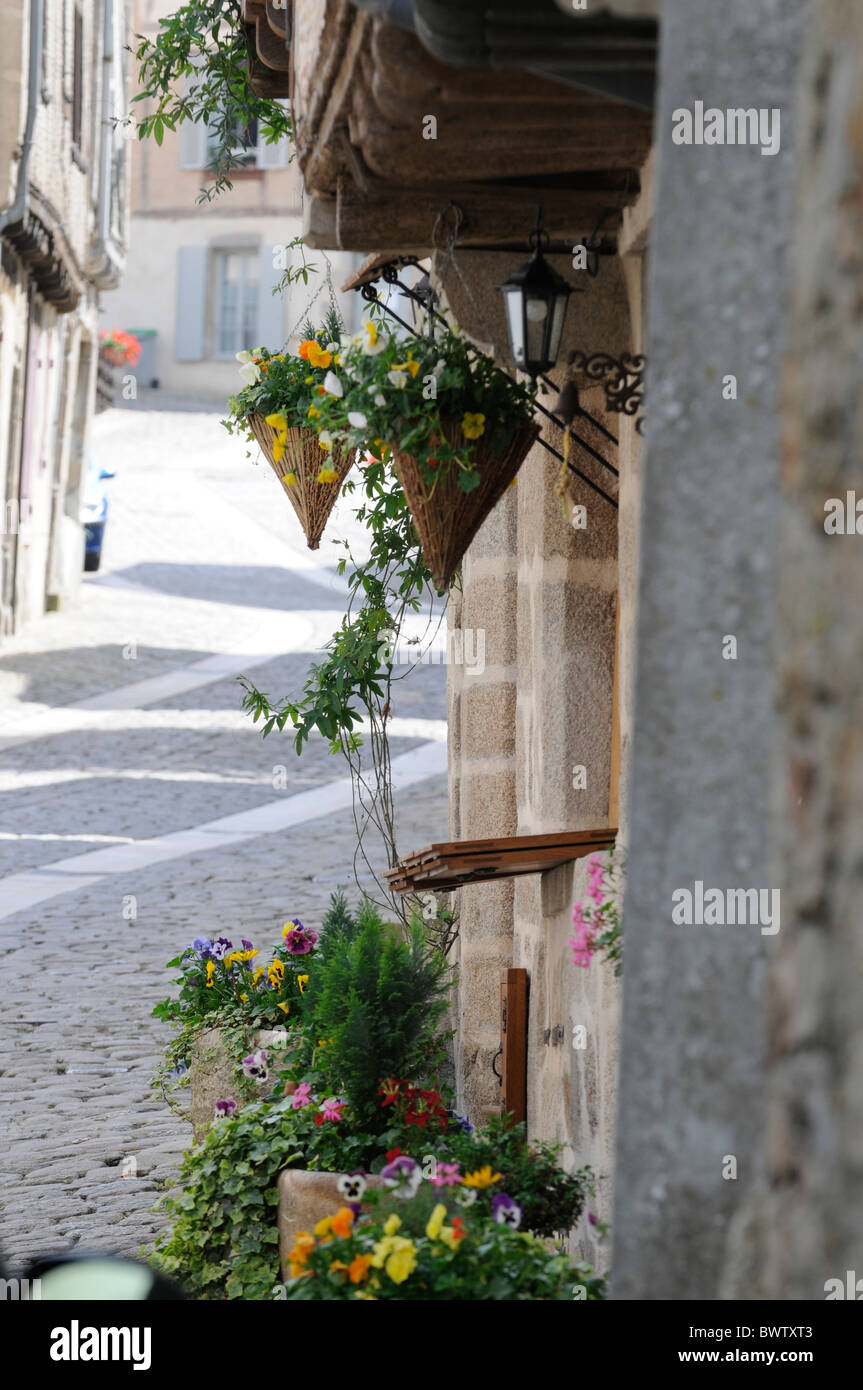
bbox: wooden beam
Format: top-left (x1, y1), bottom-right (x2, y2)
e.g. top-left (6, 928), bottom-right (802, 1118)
top-left (334, 177), bottom-right (632, 252)
top-left (500, 969), bottom-right (528, 1125)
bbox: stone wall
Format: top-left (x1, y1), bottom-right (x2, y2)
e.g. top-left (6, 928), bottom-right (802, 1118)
top-left (611, 0), bottom-right (809, 1301)
top-left (443, 234), bottom-right (645, 1255)
top-left (754, 0), bottom-right (863, 1301)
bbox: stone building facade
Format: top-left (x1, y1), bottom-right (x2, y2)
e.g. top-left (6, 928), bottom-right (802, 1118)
top-left (0, 0), bottom-right (130, 636)
top-left (100, 0), bottom-right (358, 405)
top-left (247, 0), bottom-right (862, 1299)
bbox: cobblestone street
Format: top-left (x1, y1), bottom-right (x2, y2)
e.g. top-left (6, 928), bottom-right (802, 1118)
top-left (0, 406), bottom-right (447, 1270)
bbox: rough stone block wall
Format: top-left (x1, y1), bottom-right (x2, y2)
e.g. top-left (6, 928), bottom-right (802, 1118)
top-left (448, 488), bottom-right (519, 1122)
top-left (444, 247), bottom-right (638, 1245)
top-left (753, 0), bottom-right (863, 1301)
top-left (612, 0), bottom-right (809, 1302)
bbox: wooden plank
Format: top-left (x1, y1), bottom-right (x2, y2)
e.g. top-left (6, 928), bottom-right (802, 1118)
top-left (500, 968), bottom-right (528, 1125)
top-left (383, 828), bottom-right (617, 891)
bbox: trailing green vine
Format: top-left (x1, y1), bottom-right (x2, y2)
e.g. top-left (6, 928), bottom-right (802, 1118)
top-left (129, 0), bottom-right (292, 202)
top-left (239, 448), bottom-right (446, 923)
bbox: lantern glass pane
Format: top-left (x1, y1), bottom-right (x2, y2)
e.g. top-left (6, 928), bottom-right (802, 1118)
top-left (548, 290), bottom-right (570, 363)
top-left (503, 289), bottom-right (526, 366)
top-left (525, 292), bottom-right (549, 369)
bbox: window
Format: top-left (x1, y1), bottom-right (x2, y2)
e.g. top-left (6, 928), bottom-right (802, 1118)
top-left (214, 250), bottom-right (259, 358)
top-left (209, 116), bottom-right (259, 169)
top-left (71, 4), bottom-right (84, 162)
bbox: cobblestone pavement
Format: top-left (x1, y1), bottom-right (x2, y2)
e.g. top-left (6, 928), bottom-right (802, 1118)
top-left (0, 406), bottom-right (448, 1273)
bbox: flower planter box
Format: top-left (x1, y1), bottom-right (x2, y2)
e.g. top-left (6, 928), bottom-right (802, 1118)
top-left (391, 418), bottom-right (539, 590)
top-left (189, 1026), bottom-right (288, 1141)
top-left (248, 414), bottom-right (354, 550)
top-left (278, 1168), bottom-right (384, 1279)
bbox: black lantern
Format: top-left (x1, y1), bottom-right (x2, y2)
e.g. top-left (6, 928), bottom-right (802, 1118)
top-left (498, 210), bottom-right (572, 380)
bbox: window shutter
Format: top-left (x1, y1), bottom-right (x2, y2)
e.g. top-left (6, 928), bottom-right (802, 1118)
top-left (175, 246), bottom-right (208, 360)
top-left (257, 102), bottom-right (290, 170)
top-left (179, 119), bottom-right (209, 170)
top-left (256, 243), bottom-right (285, 350)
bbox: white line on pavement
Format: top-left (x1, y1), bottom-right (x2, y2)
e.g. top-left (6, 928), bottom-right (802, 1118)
top-left (0, 739), bottom-right (446, 920)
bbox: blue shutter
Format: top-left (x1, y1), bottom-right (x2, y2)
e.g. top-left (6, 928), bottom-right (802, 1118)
top-left (257, 243), bottom-right (285, 351)
top-left (175, 246), bottom-right (208, 360)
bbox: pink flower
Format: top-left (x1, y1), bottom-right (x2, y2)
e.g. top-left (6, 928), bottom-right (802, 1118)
top-left (318, 1097), bottom-right (345, 1123)
top-left (587, 855), bottom-right (605, 905)
top-left (291, 1082), bottom-right (313, 1110)
top-left (568, 923), bottom-right (596, 969)
top-left (428, 1162), bottom-right (461, 1188)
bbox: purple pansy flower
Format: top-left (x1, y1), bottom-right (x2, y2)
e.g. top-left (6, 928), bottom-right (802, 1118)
top-left (213, 1098), bottom-right (238, 1121)
top-left (381, 1155), bottom-right (422, 1197)
top-left (191, 936), bottom-right (212, 956)
top-left (241, 938), bottom-right (254, 951)
top-left (211, 937), bottom-right (233, 961)
top-left (241, 1048), bottom-right (269, 1082)
top-left (491, 1192), bottom-right (522, 1229)
top-left (282, 922), bottom-right (318, 955)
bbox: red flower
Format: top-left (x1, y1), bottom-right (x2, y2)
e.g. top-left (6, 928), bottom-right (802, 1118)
top-left (385, 1147), bottom-right (403, 1163)
top-left (452, 1217), bottom-right (466, 1242)
top-left (314, 1113), bottom-right (324, 1126)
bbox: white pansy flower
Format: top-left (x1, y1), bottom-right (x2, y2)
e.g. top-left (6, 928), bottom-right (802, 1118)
top-left (238, 360), bottom-right (261, 385)
top-left (348, 411), bottom-right (368, 429)
top-left (318, 429), bottom-right (334, 451)
top-left (323, 370), bottom-right (344, 398)
top-left (326, 341), bottom-right (340, 353)
top-left (374, 392), bottom-right (387, 406)
top-left (360, 319), bottom-right (387, 356)
top-left (387, 369), bottom-right (408, 389)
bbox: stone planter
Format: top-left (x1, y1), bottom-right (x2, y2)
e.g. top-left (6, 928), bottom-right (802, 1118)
top-left (278, 1168), bottom-right (384, 1279)
top-left (189, 1026), bottom-right (289, 1141)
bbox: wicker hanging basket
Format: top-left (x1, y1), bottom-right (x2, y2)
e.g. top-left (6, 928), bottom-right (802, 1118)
top-left (390, 417), bottom-right (540, 590)
top-left (249, 413), bottom-right (355, 550)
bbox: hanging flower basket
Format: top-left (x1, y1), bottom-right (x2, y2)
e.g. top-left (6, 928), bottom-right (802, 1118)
top-left (248, 413), bottom-right (354, 551)
top-left (390, 417), bottom-right (539, 589)
top-left (307, 318), bottom-right (539, 589)
top-left (223, 311), bottom-right (355, 551)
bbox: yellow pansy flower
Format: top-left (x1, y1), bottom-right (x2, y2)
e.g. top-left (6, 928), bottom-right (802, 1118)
top-left (205, 960), bottom-right (216, 988)
top-left (298, 974), bottom-right (309, 993)
top-left (392, 357), bottom-right (420, 379)
top-left (281, 471), bottom-right (297, 487)
top-left (461, 1164), bottom-right (501, 1189)
top-left (383, 1213), bottom-right (401, 1237)
top-left (375, 1237), bottom-right (417, 1284)
top-left (265, 413), bottom-right (289, 465)
top-left (461, 411), bottom-right (486, 440)
top-left (278, 1001), bottom-right (290, 1015)
top-left (317, 466), bottom-right (338, 484)
top-left (425, 1204), bottom-right (447, 1240)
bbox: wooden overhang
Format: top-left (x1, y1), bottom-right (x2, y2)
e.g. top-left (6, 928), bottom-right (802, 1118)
top-left (244, 0), bottom-right (655, 253)
top-left (384, 829), bottom-right (617, 893)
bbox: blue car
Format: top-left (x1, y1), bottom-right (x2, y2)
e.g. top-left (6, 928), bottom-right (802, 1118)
top-left (82, 454), bottom-right (115, 571)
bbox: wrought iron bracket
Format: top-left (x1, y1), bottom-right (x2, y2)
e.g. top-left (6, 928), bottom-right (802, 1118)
top-left (568, 351), bottom-right (646, 435)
